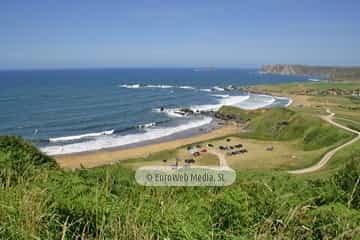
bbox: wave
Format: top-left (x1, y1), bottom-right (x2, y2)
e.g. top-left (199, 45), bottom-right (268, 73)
top-left (285, 99), bottom-right (293, 107)
top-left (146, 84), bottom-right (173, 89)
top-left (154, 95), bottom-right (255, 115)
top-left (273, 96), bottom-right (293, 107)
top-left (235, 94), bottom-right (276, 110)
top-left (137, 122), bottom-right (156, 129)
top-left (190, 95), bottom-right (250, 112)
top-left (41, 117), bottom-right (213, 155)
top-left (308, 78), bottom-right (321, 82)
top-left (199, 88), bottom-right (212, 92)
top-left (50, 120), bottom-right (171, 143)
top-left (49, 130), bottom-right (114, 142)
top-left (119, 84), bottom-right (195, 90)
top-left (212, 94), bottom-right (230, 98)
top-left (119, 84), bottom-right (142, 89)
top-left (119, 84), bottom-right (229, 92)
top-left (153, 108), bottom-right (187, 118)
top-left (153, 93), bottom-right (289, 118)
top-left (179, 86), bottom-right (196, 90)
top-left (212, 86), bottom-right (225, 91)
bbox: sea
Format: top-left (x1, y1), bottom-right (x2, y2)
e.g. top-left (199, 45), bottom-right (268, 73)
top-left (0, 68), bottom-right (308, 155)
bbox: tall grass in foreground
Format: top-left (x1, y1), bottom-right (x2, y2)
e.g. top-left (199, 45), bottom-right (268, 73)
top-left (0, 136), bottom-right (360, 239)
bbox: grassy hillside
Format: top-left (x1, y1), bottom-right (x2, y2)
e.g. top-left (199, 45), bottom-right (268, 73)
top-left (219, 107), bottom-right (353, 151)
top-left (334, 118), bottom-right (360, 132)
top-left (217, 106), bottom-right (264, 123)
top-left (0, 136), bottom-right (359, 239)
top-left (0, 136), bottom-right (57, 184)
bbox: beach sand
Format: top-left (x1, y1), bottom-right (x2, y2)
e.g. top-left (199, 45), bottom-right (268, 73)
top-left (56, 124), bottom-right (238, 169)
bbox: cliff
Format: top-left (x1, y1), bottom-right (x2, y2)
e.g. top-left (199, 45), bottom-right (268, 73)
top-left (260, 64), bottom-right (360, 82)
top-left (261, 64), bottom-right (299, 75)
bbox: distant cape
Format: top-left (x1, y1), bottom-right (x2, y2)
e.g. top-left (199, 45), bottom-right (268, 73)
top-left (260, 64), bottom-right (360, 82)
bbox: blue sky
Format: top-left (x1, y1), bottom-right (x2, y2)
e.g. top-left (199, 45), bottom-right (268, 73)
top-left (1, 0), bottom-right (359, 69)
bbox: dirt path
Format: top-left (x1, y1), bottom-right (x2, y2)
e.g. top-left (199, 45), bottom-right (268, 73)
top-left (208, 149), bottom-right (229, 168)
top-left (288, 109), bottom-right (360, 174)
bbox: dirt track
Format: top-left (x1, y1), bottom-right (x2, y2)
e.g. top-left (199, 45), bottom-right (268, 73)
top-left (288, 109), bottom-right (360, 174)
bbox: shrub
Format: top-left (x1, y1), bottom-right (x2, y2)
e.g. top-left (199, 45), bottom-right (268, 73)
top-left (0, 136), bottom-right (57, 184)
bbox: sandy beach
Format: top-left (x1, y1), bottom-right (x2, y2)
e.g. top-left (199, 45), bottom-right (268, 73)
top-left (56, 124), bottom-right (238, 169)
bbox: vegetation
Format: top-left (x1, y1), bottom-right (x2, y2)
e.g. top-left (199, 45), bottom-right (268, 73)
top-left (0, 136), bottom-right (57, 184)
top-left (126, 98), bottom-right (356, 171)
top-left (121, 150), bottom-right (219, 169)
top-left (217, 106), bottom-right (264, 123)
top-left (0, 136), bottom-right (360, 239)
top-left (240, 82), bottom-right (360, 96)
top-left (334, 118), bottom-right (360, 132)
top-left (219, 107), bottom-right (353, 151)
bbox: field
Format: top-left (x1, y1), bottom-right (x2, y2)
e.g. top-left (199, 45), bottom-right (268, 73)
top-left (334, 118), bottom-right (360, 132)
top-left (119, 105), bottom-right (355, 172)
top-left (202, 137), bottom-right (328, 170)
top-left (120, 136), bottom-right (334, 171)
top-left (121, 150), bottom-right (219, 169)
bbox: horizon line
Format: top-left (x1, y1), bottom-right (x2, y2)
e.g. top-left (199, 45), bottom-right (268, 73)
top-left (0, 65), bottom-right (261, 72)
top-left (1, 63), bottom-right (360, 72)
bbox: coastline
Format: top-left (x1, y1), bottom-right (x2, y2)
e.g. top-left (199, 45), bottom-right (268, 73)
top-left (41, 92), bottom-right (292, 156)
top-left (53, 93), bottom-right (293, 169)
top-left (56, 123), bottom-right (239, 169)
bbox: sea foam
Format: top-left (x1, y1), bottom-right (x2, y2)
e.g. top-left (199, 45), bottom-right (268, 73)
top-left (119, 84), bottom-right (142, 89)
top-left (190, 95), bottom-right (250, 112)
top-left (146, 84), bottom-right (173, 88)
top-left (153, 108), bottom-right (185, 118)
top-left (41, 117), bottom-right (213, 155)
top-left (212, 86), bottom-right (225, 91)
top-left (234, 94), bottom-right (276, 110)
top-left (199, 88), bottom-right (212, 92)
top-left (49, 130), bottom-right (114, 142)
top-left (119, 84), bottom-right (196, 90)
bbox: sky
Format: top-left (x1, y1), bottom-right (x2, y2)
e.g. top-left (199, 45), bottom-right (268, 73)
top-left (0, 0), bottom-right (360, 69)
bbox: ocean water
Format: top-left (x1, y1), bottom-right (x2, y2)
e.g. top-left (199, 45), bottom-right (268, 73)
top-left (0, 68), bottom-right (307, 155)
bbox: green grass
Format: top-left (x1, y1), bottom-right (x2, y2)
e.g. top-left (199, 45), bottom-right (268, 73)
top-left (121, 149), bottom-right (219, 169)
top-left (217, 105), bottom-right (264, 122)
top-left (333, 108), bottom-right (360, 121)
top-left (0, 136), bottom-right (360, 239)
top-left (225, 107), bottom-right (353, 151)
top-left (334, 118), bottom-right (360, 132)
top-left (324, 140), bottom-right (360, 172)
top-left (120, 149), bottom-right (177, 169)
top-left (126, 104), bottom-right (355, 173)
top-left (242, 82), bottom-right (360, 95)
top-left (120, 107), bottom-right (353, 171)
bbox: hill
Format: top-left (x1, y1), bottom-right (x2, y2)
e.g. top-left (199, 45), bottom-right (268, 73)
top-left (219, 107), bottom-right (353, 151)
top-left (260, 64), bottom-right (360, 82)
top-left (0, 136), bottom-right (359, 239)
